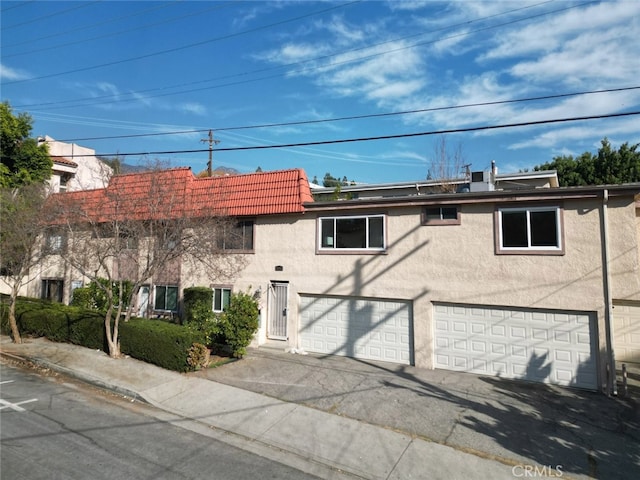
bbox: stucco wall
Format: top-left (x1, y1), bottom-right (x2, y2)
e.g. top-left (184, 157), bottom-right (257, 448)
top-left (185, 195), bottom-right (640, 370)
top-left (11, 189), bottom-right (638, 377)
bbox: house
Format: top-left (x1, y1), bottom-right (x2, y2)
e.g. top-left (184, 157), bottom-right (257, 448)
top-left (31, 166), bottom-right (640, 394)
top-left (40, 136), bottom-right (113, 193)
top-left (0, 137), bottom-right (114, 300)
top-left (310, 163), bottom-right (559, 200)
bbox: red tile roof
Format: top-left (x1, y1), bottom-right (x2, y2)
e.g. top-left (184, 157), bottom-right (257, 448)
top-left (51, 156), bottom-right (78, 167)
top-left (48, 167), bottom-right (313, 223)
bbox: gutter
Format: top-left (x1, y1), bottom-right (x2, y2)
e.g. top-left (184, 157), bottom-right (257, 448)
top-left (601, 189), bottom-right (617, 396)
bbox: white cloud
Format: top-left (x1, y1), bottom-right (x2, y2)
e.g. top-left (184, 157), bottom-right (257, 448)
top-left (0, 63), bottom-right (30, 81)
top-left (509, 116), bottom-right (640, 150)
top-left (180, 102), bottom-right (206, 116)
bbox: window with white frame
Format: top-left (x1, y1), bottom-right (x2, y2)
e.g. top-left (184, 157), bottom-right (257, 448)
top-left (213, 287), bottom-right (231, 312)
top-left (319, 215), bottom-right (385, 251)
top-left (497, 206), bottom-right (563, 254)
top-left (154, 285), bottom-right (178, 311)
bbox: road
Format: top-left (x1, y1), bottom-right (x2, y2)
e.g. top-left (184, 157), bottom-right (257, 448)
top-left (0, 362), bottom-right (321, 480)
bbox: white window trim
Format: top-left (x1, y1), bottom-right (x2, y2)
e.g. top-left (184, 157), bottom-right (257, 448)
top-left (497, 206), bottom-right (563, 253)
top-left (318, 214), bottom-right (386, 252)
top-left (212, 287), bottom-right (232, 313)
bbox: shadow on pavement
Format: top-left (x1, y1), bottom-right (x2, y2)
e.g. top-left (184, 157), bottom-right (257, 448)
top-left (199, 347), bottom-right (640, 479)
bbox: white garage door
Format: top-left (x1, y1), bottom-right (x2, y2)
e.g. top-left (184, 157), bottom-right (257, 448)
top-left (613, 302), bottom-right (640, 364)
top-left (434, 303), bottom-right (597, 389)
top-left (299, 295), bottom-right (412, 365)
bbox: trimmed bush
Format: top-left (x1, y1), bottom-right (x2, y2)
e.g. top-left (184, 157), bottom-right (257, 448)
top-left (183, 287), bottom-right (213, 326)
top-left (67, 310), bottom-right (105, 350)
top-left (120, 318), bottom-right (206, 372)
top-left (2, 298), bottom-right (206, 372)
top-left (218, 291), bottom-right (259, 358)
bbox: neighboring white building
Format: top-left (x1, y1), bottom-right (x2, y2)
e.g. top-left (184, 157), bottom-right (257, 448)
top-left (40, 136), bottom-right (113, 193)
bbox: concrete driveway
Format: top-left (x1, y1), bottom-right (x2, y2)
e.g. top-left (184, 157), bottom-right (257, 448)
top-left (194, 346), bottom-right (640, 480)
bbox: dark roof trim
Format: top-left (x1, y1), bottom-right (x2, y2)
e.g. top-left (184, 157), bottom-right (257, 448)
top-left (303, 184), bottom-right (640, 211)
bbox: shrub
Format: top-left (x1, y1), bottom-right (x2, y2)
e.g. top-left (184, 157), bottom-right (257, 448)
top-left (183, 287), bottom-right (213, 326)
top-left (218, 291), bottom-right (259, 358)
top-left (70, 287), bottom-right (93, 309)
top-left (67, 310), bottom-right (105, 350)
top-left (2, 298), bottom-right (205, 372)
top-left (120, 318), bottom-right (206, 372)
top-left (69, 279), bottom-right (133, 312)
top-left (187, 342), bottom-right (211, 370)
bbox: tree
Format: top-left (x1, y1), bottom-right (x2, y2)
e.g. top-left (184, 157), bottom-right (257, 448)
top-left (0, 184), bottom-right (49, 343)
top-left (322, 172), bottom-right (354, 188)
top-left (0, 102), bottom-right (52, 188)
top-left (428, 136), bottom-right (466, 192)
top-left (47, 168), bottom-right (248, 358)
top-left (534, 138), bottom-right (640, 187)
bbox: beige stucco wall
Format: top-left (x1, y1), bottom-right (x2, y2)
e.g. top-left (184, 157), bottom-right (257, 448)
top-left (9, 190), bottom-right (638, 384)
top-left (184, 195), bottom-right (640, 373)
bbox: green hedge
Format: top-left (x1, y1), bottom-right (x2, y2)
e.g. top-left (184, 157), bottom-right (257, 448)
top-left (1, 298), bottom-right (205, 372)
top-left (120, 319), bottom-right (205, 372)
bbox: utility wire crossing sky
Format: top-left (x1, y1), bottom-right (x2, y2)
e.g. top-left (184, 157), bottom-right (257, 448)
top-left (2, 0), bottom-right (639, 183)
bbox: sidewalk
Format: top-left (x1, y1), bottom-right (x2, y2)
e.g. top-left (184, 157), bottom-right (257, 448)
top-left (1, 336), bottom-right (638, 479)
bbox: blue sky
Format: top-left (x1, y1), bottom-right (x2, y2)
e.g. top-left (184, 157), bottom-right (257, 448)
top-left (2, 0), bottom-right (639, 184)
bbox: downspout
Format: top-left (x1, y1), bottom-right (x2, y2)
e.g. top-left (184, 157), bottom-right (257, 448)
top-left (601, 189), bottom-right (617, 396)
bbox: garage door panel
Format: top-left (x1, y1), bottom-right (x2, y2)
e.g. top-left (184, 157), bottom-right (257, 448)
top-left (434, 303), bottom-right (597, 389)
top-left (300, 295), bottom-right (412, 365)
top-left (613, 302), bottom-right (640, 363)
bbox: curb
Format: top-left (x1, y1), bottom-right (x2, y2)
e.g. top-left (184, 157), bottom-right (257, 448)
top-left (0, 350), bottom-right (147, 404)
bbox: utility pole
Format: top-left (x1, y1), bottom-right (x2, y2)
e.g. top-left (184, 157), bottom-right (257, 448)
top-left (200, 130), bottom-right (220, 177)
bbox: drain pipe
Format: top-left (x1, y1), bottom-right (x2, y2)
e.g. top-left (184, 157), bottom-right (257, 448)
top-left (601, 189), bottom-right (617, 396)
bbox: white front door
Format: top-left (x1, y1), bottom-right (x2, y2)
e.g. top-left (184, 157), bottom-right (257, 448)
top-left (138, 286), bottom-right (150, 318)
top-left (433, 303), bottom-right (597, 389)
top-left (268, 282), bottom-right (288, 340)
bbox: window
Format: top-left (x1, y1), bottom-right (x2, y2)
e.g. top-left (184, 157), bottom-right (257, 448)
top-left (497, 206), bottom-right (563, 254)
top-left (216, 220), bottom-right (254, 251)
top-left (59, 174), bottom-right (71, 192)
top-left (45, 231), bottom-right (66, 254)
top-left (158, 230), bottom-right (180, 250)
top-left (42, 279), bottom-right (64, 302)
top-left (319, 215), bottom-right (385, 251)
top-left (120, 232), bottom-right (138, 250)
top-left (213, 287), bottom-right (232, 312)
top-left (422, 206), bottom-right (460, 225)
top-left (154, 285), bottom-right (178, 311)
top-left (94, 225), bottom-right (138, 249)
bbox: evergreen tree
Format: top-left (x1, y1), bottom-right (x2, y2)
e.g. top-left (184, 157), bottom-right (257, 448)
top-left (534, 138), bottom-right (640, 186)
top-left (0, 102), bottom-right (52, 187)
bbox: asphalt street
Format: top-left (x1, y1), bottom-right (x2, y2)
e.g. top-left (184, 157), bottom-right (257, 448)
top-left (0, 363), bottom-right (321, 480)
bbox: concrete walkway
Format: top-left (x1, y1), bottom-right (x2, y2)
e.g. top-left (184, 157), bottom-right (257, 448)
top-left (1, 336), bottom-right (638, 479)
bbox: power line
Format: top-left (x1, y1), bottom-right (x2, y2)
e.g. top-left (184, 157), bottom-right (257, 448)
top-left (2, 1), bottom-right (237, 57)
top-left (49, 86), bottom-right (640, 143)
top-left (3, 1), bottom-right (361, 86)
top-left (11, 0), bottom-right (588, 110)
top-left (60, 111), bottom-right (640, 158)
top-left (2, 1), bottom-right (101, 30)
top-left (1, 0), bottom-right (34, 13)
